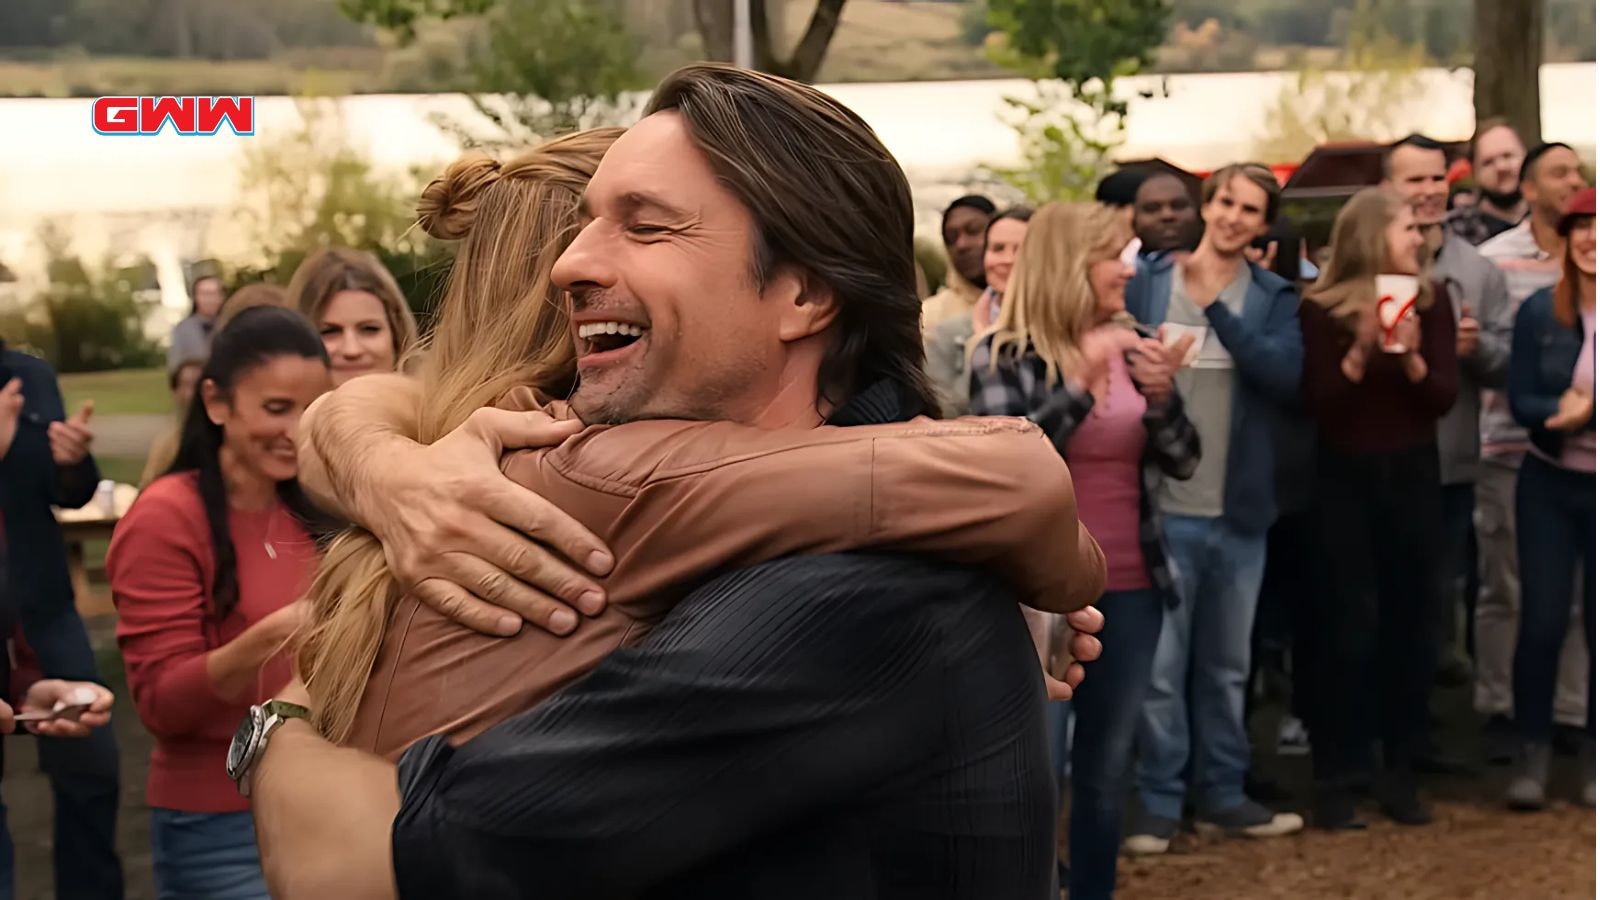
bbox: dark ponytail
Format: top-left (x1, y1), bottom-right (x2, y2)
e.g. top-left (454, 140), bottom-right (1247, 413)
top-left (167, 305), bottom-right (331, 622)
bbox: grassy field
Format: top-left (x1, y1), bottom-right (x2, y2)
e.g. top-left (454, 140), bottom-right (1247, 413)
top-left (95, 454), bottom-right (148, 487)
top-left (0, 52), bottom-right (382, 98)
top-left (59, 367), bottom-right (171, 417)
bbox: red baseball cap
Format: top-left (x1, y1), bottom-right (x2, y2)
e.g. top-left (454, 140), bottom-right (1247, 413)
top-left (1558, 187), bottom-right (1595, 236)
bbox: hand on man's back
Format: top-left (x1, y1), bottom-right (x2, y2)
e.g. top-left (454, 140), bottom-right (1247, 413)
top-left (365, 407), bottom-right (617, 637)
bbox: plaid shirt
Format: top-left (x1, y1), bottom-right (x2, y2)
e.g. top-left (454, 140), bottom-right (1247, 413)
top-left (969, 335), bottom-right (1201, 608)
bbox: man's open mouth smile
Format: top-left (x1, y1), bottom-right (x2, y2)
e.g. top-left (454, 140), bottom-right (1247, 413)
top-left (576, 320), bottom-right (648, 360)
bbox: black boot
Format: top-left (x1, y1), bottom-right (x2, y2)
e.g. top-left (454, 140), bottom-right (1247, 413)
top-left (1483, 714), bottom-right (1517, 765)
top-left (1378, 770), bottom-right (1432, 826)
top-left (1312, 786), bottom-right (1364, 831)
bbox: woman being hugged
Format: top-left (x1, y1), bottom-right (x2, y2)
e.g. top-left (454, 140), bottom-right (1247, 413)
top-left (108, 307), bottom-right (332, 899)
top-left (1505, 188), bottom-right (1596, 810)
top-left (1299, 187), bottom-right (1457, 830)
top-left (968, 201), bottom-right (1199, 900)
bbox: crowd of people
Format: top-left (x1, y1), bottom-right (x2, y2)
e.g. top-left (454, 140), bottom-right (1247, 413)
top-left (0, 62), bottom-right (1592, 900)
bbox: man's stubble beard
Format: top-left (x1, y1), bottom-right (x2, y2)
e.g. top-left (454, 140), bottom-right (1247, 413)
top-left (1481, 185), bottom-right (1523, 212)
top-left (570, 357), bottom-right (768, 427)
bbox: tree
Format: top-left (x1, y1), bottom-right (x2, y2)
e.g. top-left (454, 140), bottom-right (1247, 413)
top-left (451, 0), bottom-right (642, 145)
top-left (988, 0), bottom-right (1172, 119)
top-left (232, 98), bottom-right (452, 319)
top-left (692, 0), bottom-right (848, 82)
top-left (1473, 0), bottom-right (1544, 145)
top-left (983, 0), bottom-right (1172, 202)
top-left (339, 0), bottom-right (851, 83)
top-left (22, 226), bottom-right (163, 373)
top-left (1255, 0), bottom-right (1426, 163)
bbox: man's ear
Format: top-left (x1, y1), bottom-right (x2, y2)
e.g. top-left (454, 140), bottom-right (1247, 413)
top-left (767, 264), bottom-right (840, 343)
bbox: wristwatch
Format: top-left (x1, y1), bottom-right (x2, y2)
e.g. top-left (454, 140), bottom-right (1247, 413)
top-left (227, 699), bottom-right (311, 797)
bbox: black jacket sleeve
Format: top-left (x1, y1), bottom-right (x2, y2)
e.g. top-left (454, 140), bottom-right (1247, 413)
top-left (390, 554), bottom-right (966, 900)
top-left (0, 352), bottom-right (98, 509)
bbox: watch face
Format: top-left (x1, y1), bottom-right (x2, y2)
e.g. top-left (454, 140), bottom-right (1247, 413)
top-left (226, 707), bottom-right (264, 782)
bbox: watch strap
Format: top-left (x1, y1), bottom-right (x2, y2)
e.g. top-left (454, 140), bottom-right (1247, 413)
top-left (262, 699), bottom-right (311, 723)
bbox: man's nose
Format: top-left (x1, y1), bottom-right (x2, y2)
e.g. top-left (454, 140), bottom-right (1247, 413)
top-left (551, 220), bottom-right (616, 294)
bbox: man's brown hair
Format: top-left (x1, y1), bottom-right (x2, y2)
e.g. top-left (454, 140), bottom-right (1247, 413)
top-left (1202, 162), bottom-right (1282, 224)
top-left (1469, 117), bottom-right (1517, 167)
top-left (644, 64), bottom-right (938, 418)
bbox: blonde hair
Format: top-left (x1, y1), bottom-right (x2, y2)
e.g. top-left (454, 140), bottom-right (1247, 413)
top-left (285, 247), bottom-right (419, 368)
top-left (1306, 187), bottom-right (1435, 330)
top-left (977, 202), bottom-right (1131, 386)
top-left (297, 128), bottom-right (622, 743)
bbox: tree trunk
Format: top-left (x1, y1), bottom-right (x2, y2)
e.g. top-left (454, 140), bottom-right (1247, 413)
top-left (693, 0), bottom-right (848, 83)
top-left (783, 0), bottom-right (846, 82)
top-left (1472, 0), bottom-right (1543, 145)
top-left (693, 0), bottom-right (734, 63)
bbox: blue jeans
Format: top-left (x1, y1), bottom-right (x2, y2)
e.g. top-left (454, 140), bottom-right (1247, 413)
top-left (1067, 589), bottom-right (1164, 900)
top-left (1137, 516), bottom-right (1267, 820)
top-left (1046, 701), bottom-right (1075, 786)
top-left (1512, 455), bottom-right (1596, 742)
top-left (151, 809), bottom-right (269, 900)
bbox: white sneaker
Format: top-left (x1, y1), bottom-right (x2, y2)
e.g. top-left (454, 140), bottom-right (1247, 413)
top-left (1122, 810), bottom-right (1179, 856)
top-left (1196, 800), bottom-right (1304, 838)
top-left (1276, 716), bottom-right (1310, 757)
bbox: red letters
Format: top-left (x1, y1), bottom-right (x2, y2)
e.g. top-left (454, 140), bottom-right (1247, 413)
top-left (91, 96), bottom-right (139, 134)
top-left (197, 97), bottom-right (254, 135)
top-left (91, 96), bottom-right (255, 136)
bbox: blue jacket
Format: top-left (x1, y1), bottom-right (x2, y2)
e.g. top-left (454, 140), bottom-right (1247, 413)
top-left (1124, 255), bottom-right (1303, 534)
top-left (1509, 287), bottom-right (1596, 460)
top-left (0, 347), bottom-right (99, 625)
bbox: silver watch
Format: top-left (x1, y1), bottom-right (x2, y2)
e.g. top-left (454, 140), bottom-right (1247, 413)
top-left (226, 700), bottom-right (311, 796)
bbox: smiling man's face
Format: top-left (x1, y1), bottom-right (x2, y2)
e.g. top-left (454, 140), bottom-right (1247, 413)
top-left (550, 112), bottom-right (797, 426)
top-left (1200, 174), bottom-right (1271, 257)
top-left (1133, 174), bottom-right (1199, 252)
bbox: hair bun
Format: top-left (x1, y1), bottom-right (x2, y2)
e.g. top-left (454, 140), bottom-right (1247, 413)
top-left (417, 152), bottom-right (502, 241)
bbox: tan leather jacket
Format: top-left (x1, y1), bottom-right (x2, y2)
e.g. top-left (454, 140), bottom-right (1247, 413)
top-left (347, 394), bottom-right (1105, 759)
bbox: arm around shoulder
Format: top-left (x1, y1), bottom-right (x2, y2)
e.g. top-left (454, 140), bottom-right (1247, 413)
top-left (869, 424), bottom-right (1103, 613)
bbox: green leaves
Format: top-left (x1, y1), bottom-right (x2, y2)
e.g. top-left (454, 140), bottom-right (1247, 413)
top-left (987, 0), bottom-right (1172, 119)
top-left (337, 0), bottom-right (495, 43)
top-left (982, 0), bottom-right (1169, 204)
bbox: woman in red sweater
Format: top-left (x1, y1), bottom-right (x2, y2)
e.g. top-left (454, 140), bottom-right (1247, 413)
top-left (107, 306), bottom-right (331, 899)
top-left (1299, 187), bottom-right (1457, 831)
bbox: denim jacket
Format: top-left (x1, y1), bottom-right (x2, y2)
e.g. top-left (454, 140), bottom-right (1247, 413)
top-left (1123, 255), bottom-right (1303, 534)
top-left (1509, 287), bottom-right (1596, 460)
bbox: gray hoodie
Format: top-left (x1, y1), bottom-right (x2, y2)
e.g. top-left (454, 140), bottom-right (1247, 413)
top-left (1433, 233), bottom-right (1513, 484)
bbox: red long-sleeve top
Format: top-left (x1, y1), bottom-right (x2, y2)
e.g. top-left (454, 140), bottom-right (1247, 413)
top-left (1300, 284), bottom-right (1459, 455)
top-left (106, 473), bottom-right (313, 813)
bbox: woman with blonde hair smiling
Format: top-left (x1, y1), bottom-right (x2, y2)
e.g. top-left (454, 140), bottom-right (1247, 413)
top-left (969, 200), bottom-right (1199, 900)
top-left (1299, 186), bottom-right (1456, 830)
top-left (285, 247), bottom-right (418, 386)
top-left (294, 131), bottom-right (1105, 760)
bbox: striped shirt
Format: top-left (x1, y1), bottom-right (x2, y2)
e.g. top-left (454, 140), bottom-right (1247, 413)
top-left (1476, 223), bottom-right (1562, 458)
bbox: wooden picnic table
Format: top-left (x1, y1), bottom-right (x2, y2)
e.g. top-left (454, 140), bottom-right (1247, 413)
top-left (53, 483), bottom-right (138, 619)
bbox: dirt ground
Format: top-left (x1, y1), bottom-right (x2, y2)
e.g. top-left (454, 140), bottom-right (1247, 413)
top-left (3, 624), bottom-right (1593, 899)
